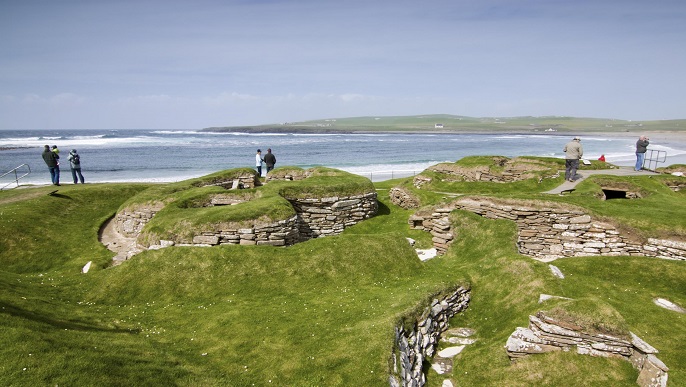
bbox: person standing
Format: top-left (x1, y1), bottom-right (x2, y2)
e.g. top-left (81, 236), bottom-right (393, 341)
top-left (51, 145), bottom-right (61, 182)
top-left (41, 145), bottom-right (60, 185)
top-left (263, 148), bottom-right (276, 173)
top-left (635, 136), bottom-right (649, 171)
top-left (255, 149), bottom-right (263, 177)
top-left (563, 136), bottom-right (583, 182)
top-left (67, 149), bottom-right (85, 184)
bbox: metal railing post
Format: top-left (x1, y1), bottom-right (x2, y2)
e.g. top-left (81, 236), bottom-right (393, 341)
top-left (643, 150), bottom-right (667, 171)
top-left (1, 164), bottom-right (31, 190)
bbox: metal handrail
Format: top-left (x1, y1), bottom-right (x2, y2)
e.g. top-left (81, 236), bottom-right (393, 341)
top-left (1, 164), bottom-right (31, 190)
top-left (643, 149), bottom-right (667, 171)
top-left (352, 169), bottom-right (420, 182)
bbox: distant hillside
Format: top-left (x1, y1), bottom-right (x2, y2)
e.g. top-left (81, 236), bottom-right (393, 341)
top-left (201, 114), bottom-right (686, 134)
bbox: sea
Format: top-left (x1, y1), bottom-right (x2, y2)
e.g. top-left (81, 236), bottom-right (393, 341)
top-left (1, 129), bottom-right (685, 187)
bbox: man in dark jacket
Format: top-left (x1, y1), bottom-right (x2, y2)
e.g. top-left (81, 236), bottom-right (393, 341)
top-left (263, 148), bottom-right (276, 173)
top-left (635, 136), bottom-right (649, 171)
top-left (41, 145), bottom-right (60, 185)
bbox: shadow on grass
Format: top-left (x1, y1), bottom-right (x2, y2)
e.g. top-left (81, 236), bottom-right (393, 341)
top-left (376, 200), bottom-right (391, 216)
top-left (47, 191), bottom-right (73, 200)
top-left (0, 301), bottom-right (138, 334)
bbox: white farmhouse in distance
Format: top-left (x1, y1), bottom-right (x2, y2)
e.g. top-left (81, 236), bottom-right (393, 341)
top-left (434, 123), bottom-right (444, 129)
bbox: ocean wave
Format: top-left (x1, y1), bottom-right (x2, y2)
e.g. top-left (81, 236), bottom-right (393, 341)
top-left (151, 130), bottom-right (218, 135)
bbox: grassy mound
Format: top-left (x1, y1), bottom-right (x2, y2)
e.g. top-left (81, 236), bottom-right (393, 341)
top-left (543, 298), bottom-right (631, 338)
top-left (1, 159), bottom-right (685, 385)
top-left (122, 167), bottom-right (376, 246)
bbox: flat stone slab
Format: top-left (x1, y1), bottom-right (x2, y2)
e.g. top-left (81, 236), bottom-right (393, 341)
top-left (444, 327), bottom-right (476, 337)
top-left (653, 298), bottom-right (686, 313)
top-left (442, 336), bottom-right (476, 345)
top-left (431, 360), bottom-right (451, 375)
top-left (437, 345), bottom-right (465, 358)
top-left (417, 247), bottom-right (438, 261)
top-left (538, 294), bottom-right (573, 303)
top-left (549, 264), bottom-right (565, 279)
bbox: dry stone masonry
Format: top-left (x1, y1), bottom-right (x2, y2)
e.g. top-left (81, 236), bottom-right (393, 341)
top-left (389, 187), bottom-right (421, 209)
top-left (389, 287), bottom-right (471, 387)
top-left (408, 208), bottom-right (454, 255)
top-left (414, 157), bottom-right (561, 187)
top-left (198, 172), bottom-right (261, 190)
top-left (185, 215), bottom-right (301, 247)
top-left (113, 192), bottom-right (377, 252)
top-left (287, 192), bottom-right (378, 240)
top-left (505, 312), bottom-right (669, 387)
top-left (408, 197), bottom-right (686, 262)
top-left (115, 202), bottom-right (165, 238)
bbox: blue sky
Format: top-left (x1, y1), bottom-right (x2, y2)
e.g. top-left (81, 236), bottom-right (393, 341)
top-left (1, 0), bottom-right (685, 129)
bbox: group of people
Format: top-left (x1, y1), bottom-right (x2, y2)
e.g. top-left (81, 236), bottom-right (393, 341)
top-left (255, 148), bottom-right (276, 177)
top-left (40, 137), bottom-right (653, 186)
top-left (41, 145), bottom-right (85, 186)
top-left (563, 135), bottom-right (650, 182)
top-left (42, 145), bottom-right (272, 186)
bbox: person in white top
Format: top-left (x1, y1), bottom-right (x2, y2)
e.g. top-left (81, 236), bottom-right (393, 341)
top-left (255, 149), bottom-right (263, 177)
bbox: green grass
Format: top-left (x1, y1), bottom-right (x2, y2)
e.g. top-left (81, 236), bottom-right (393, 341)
top-left (1, 165), bottom-right (685, 386)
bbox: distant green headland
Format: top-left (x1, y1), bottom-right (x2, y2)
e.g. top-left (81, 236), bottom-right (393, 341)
top-left (201, 114), bottom-right (686, 134)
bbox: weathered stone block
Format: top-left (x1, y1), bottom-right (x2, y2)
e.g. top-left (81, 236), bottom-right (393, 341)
top-left (191, 235), bottom-right (219, 245)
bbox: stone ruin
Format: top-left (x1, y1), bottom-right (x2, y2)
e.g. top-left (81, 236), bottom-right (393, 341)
top-left (412, 156), bottom-right (561, 188)
top-left (107, 169), bottom-right (378, 260)
top-left (593, 180), bottom-right (644, 200)
top-left (196, 171), bottom-right (261, 190)
top-left (389, 286), bottom-right (471, 387)
top-left (408, 197), bottom-right (686, 262)
top-left (663, 178), bottom-right (686, 192)
top-left (388, 186), bottom-right (421, 209)
top-left (505, 312), bottom-right (669, 387)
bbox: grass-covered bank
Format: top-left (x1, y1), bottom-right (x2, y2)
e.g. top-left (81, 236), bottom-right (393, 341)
top-left (202, 114), bottom-right (686, 135)
top-left (1, 167), bottom-right (685, 385)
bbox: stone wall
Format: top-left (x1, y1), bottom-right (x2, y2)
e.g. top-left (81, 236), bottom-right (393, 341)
top-left (408, 208), bottom-right (454, 255)
top-left (288, 192), bottom-right (378, 240)
top-left (408, 197), bottom-right (686, 262)
top-left (114, 192), bottom-right (378, 250)
top-left (506, 312), bottom-right (669, 387)
top-left (423, 157), bottom-right (560, 184)
top-left (198, 173), bottom-right (261, 189)
top-left (179, 215), bottom-right (301, 247)
top-left (389, 187), bottom-right (421, 209)
top-left (389, 286), bottom-right (471, 387)
top-left (453, 197), bottom-right (686, 261)
top-left (114, 202), bottom-right (165, 238)
top-left (664, 179), bottom-right (686, 192)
